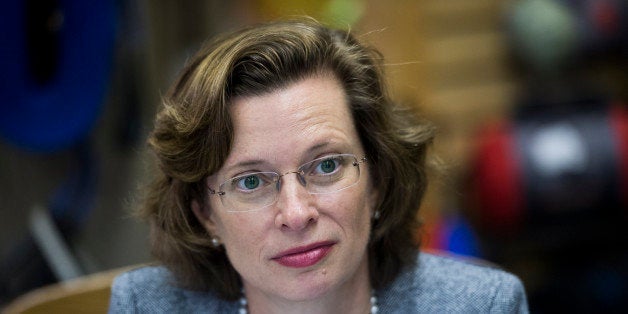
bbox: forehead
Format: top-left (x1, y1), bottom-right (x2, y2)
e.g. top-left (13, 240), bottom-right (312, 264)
top-left (223, 74), bottom-right (361, 168)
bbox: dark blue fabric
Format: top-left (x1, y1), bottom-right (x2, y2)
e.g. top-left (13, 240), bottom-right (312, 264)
top-left (0, 0), bottom-right (116, 152)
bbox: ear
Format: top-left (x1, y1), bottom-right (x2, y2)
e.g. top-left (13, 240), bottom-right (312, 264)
top-left (191, 199), bottom-right (219, 236)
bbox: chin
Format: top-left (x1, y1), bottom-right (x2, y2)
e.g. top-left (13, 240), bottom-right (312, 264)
top-left (276, 268), bottom-right (340, 302)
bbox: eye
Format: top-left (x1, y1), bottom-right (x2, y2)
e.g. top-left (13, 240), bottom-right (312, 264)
top-left (234, 174), bottom-right (265, 191)
top-left (314, 157), bottom-right (340, 175)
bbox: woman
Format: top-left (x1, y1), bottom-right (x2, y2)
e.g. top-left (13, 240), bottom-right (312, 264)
top-left (109, 19), bottom-right (528, 313)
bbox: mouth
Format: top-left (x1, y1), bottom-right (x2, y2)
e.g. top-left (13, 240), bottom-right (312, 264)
top-left (271, 241), bottom-right (336, 268)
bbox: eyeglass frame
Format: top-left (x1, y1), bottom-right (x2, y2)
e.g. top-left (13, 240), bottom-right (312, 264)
top-left (207, 153), bottom-right (368, 212)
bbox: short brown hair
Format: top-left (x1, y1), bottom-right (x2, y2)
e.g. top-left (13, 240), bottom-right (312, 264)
top-left (141, 18), bottom-right (434, 300)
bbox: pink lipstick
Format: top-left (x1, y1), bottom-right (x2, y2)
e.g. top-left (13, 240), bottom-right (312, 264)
top-left (272, 242), bottom-right (335, 268)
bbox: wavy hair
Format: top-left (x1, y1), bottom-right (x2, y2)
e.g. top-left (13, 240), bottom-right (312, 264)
top-left (141, 18), bottom-right (435, 300)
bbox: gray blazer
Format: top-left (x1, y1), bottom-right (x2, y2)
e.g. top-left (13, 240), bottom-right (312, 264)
top-left (109, 252), bottom-right (529, 313)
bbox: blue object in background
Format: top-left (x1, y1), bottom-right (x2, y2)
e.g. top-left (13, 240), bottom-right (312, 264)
top-left (0, 0), bottom-right (116, 152)
top-left (445, 215), bottom-right (481, 257)
top-left (0, 0), bottom-right (117, 303)
top-left (431, 213), bottom-right (482, 258)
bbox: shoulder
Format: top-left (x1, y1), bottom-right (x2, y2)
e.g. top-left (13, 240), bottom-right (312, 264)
top-left (379, 252), bottom-right (529, 313)
top-left (108, 266), bottom-right (237, 313)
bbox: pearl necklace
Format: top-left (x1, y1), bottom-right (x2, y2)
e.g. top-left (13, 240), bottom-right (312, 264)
top-left (238, 290), bottom-right (379, 314)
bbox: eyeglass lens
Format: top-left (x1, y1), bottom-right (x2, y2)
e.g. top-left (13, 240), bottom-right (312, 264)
top-left (218, 154), bottom-right (362, 212)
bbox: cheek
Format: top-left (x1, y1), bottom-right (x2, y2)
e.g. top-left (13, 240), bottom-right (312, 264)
top-left (206, 197), bottom-right (245, 239)
top-left (321, 187), bottom-right (372, 232)
top-left (218, 214), bottom-right (271, 255)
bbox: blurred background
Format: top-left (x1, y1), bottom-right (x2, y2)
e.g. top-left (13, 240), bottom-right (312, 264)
top-left (0, 0), bottom-right (626, 312)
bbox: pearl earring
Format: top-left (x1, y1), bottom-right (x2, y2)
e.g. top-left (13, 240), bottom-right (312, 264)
top-left (373, 210), bottom-right (381, 220)
top-left (211, 237), bottom-right (221, 247)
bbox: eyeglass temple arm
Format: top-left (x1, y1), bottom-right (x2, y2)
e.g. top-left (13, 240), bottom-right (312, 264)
top-left (354, 156), bottom-right (367, 166)
top-left (208, 187), bottom-right (225, 196)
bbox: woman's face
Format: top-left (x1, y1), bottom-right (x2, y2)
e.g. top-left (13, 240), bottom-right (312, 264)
top-left (192, 74), bottom-right (377, 302)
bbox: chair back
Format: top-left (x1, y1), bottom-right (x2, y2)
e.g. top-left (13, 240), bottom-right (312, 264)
top-left (2, 266), bottom-right (134, 314)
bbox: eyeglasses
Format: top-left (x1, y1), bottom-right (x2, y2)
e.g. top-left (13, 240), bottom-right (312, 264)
top-left (208, 154), bottom-right (367, 212)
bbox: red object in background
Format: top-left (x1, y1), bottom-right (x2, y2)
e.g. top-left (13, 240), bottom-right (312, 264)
top-left (590, 0), bottom-right (620, 36)
top-left (610, 104), bottom-right (628, 208)
top-left (470, 102), bottom-right (628, 236)
top-left (471, 121), bottom-right (525, 236)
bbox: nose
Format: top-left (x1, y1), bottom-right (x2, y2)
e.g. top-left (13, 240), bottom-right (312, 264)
top-left (274, 172), bottom-right (319, 231)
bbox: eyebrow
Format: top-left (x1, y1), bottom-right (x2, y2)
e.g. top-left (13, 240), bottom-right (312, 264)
top-left (228, 159), bottom-right (265, 171)
top-left (307, 141), bottom-right (331, 154)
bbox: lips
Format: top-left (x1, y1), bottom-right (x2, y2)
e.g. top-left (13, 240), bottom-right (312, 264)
top-left (272, 241), bottom-right (335, 268)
